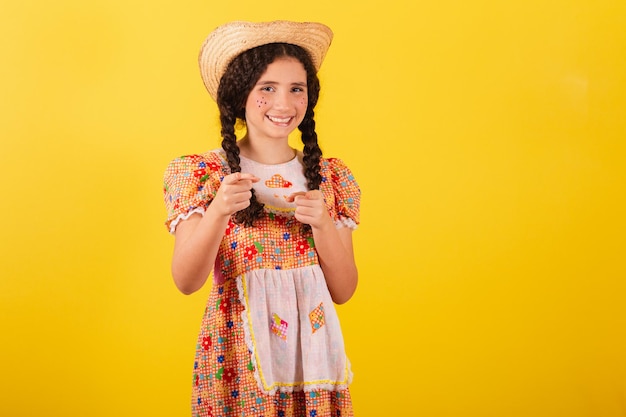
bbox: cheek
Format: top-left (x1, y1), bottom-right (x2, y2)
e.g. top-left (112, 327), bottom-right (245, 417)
top-left (256, 97), bottom-right (268, 108)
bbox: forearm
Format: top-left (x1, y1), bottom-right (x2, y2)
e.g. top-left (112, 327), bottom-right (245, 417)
top-left (311, 223), bottom-right (358, 304)
top-left (171, 205), bottom-right (230, 294)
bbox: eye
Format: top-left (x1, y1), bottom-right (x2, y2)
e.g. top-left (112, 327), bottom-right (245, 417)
top-left (292, 87), bottom-right (306, 93)
top-left (260, 86), bottom-right (275, 92)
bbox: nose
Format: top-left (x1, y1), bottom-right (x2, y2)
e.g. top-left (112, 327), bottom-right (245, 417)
top-left (273, 91), bottom-right (291, 110)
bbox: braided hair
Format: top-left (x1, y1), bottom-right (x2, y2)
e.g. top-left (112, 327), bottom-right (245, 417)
top-left (216, 43), bottom-right (323, 226)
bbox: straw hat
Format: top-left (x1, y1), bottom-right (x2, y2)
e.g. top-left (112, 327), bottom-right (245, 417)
top-left (199, 20), bottom-right (334, 101)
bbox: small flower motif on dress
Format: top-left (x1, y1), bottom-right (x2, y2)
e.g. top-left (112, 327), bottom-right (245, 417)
top-left (309, 303), bottom-right (325, 334)
top-left (243, 245), bottom-right (258, 260)
top-left (223, 367), bottom-right (237, 383)
top-left (192, 165), bottom-right (210, 183)
top-left (201, 336), bottom-right (212, 351)
top-left (225, 220), bottom-right (235, 235)
top-left (218, 297), bottom-right (231, 314)
top-left (271, 313), bottom-right (288, 341)
top-left (295, 239), bottom-right (309, 254)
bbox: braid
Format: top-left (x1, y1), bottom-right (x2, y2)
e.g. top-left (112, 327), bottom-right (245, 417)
top-left (299, 57), bottom-right (323, 191)
top-left (218, 66), bottom-right (265, 227)
top-left (299, 110), bottom-right (323, 190)
top-left (220, 121), bottom-right (265, 226)
top-left (220, 112), bottom-right (241, 172)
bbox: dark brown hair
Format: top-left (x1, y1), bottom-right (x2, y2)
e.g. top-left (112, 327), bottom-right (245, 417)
top-left (216, 43), bottom-right (323, 226)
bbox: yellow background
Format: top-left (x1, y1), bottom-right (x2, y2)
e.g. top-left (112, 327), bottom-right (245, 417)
top-left (1, 0), bottom-right (625, 416)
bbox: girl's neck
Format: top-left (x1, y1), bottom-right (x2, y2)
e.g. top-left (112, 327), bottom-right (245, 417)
top-left (237, 135), bottom-right (297, 165)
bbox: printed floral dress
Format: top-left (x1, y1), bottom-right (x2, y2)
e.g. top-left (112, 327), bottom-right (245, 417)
top-left (163, 149), bottom-right (360, 417)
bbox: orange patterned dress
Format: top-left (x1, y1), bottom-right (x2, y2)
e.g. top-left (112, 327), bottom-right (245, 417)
top-left (163, 149), bottom-right (360, 417)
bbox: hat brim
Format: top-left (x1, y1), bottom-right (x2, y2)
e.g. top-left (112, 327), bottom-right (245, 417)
top-left (199, 20), bottom-right (333, 101)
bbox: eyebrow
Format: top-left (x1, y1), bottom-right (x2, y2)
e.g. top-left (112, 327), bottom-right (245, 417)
top-left (256, 80), bottom-right (307, 87)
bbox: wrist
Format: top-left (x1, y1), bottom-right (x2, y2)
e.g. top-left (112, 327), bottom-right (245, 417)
top-left (311, 216), bottom-right (335, 233)
top-left (205, 202), bottom-right (233, 223)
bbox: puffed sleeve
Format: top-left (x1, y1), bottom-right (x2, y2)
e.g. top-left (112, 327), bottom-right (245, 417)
top-left (163, 152), bottom-right (227, 234)
top-left (327, 158), bottom-right (361, 229)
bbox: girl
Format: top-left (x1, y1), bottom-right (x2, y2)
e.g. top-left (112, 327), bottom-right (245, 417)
top-left (163, 21), bottom-right (361, 417)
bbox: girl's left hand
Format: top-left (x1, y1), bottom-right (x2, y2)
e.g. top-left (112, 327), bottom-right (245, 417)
top-left (285, 190), bottom-right (332, 229)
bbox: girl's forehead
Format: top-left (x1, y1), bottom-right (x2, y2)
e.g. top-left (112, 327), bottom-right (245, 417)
top-left (260, 57), bottom-right (307, 77)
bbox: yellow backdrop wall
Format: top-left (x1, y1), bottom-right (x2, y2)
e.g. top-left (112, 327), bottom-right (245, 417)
top-left (1, 0), bottom-right (625, 416)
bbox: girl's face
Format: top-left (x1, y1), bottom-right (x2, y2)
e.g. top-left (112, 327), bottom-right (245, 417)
top-left (244, 57), bottom-right (308, 142)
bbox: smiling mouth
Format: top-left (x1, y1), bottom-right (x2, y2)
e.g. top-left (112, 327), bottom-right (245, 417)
top-left (267, 115), bottom-right (293, 124)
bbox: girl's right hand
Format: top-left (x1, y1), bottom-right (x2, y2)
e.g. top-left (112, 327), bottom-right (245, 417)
top-left (212, 172), bottom-right (260, 217)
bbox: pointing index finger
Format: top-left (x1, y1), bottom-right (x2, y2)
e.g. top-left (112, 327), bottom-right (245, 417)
top-left (224, 172), bottom-right (260, 184)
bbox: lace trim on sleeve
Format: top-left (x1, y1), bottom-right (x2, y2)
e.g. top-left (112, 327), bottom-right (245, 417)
top-left (334, 216), bottom-right (358, 230)
top-left (168, 207), bottom-right (206, 235)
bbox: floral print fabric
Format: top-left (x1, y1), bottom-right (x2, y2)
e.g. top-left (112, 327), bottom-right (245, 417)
top-left (163, 149), bottom-right (360, 417)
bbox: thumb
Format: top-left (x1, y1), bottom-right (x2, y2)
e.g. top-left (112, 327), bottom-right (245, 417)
top-left (285, 191), bottom-right (306, 202)
top-left (305, 190), bottom-right (323, 200)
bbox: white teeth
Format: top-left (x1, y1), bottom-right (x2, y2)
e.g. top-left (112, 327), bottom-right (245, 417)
top-left (268, 116), bottom-right (292, 123)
